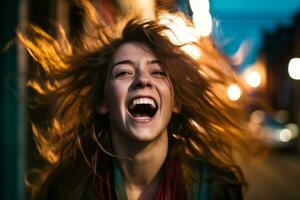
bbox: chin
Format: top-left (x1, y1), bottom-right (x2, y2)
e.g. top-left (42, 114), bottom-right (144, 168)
top-left (128, 128), bottom-right (168, 143)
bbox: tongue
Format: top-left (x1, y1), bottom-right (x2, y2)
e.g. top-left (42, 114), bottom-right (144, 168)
top-left (133, 113), bottom-right (151, 118)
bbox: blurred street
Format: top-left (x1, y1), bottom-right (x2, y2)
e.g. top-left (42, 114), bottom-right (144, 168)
top-left (244, 151), bottom-right (300, 200)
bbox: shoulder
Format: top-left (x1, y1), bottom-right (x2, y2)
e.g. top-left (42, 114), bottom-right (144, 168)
top-left (35, 157), bottom-right (94, 200)
top-left (189, 159), bottom-right (243, 200)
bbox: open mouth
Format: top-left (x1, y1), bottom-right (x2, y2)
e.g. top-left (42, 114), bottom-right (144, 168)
top-left (128, 97), bottom-right (158, 118)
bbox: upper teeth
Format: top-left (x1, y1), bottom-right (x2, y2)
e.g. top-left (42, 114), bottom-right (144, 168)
top-left (130, 98), bottom-right (156, 109)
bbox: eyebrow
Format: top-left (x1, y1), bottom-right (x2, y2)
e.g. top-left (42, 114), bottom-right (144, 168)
top-left (112, 59), bottom-right (162, 68)
top-left (112, 60), bottom-right (134, 68)
top-left (149, 60), bottom-right (163, 65)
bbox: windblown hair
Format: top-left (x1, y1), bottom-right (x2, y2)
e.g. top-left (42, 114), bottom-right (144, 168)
top-left (18, 1), bottom-right (257, 199)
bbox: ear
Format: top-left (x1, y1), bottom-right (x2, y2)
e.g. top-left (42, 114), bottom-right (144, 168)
top-left (172, 104), bottom-right (181, 114)
top-left (97, 102), bottom-right (108, 114)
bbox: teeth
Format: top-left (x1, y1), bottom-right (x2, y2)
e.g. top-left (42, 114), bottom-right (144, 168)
top-left (130, 98), bottom-right (156, 109)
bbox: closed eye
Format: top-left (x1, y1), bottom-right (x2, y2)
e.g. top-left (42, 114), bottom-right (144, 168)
top-left (115, 71), bottom-right (133, 78)
top-left (150, 60), bottom-right (167, 78)
top-left (152, 71), bottom-right (167, 77)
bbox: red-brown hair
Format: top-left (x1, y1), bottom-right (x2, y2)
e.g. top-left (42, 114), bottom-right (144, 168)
top-left (18, 1), bottom-right (258, 199)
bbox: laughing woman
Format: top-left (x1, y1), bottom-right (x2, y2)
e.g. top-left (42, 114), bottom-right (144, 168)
top-left (18, 2), bottom-right (256, 200)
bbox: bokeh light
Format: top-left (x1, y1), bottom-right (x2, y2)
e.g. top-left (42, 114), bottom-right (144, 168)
top-left (189, 0), bottom-right (212, 37)
top-left (159, 13), bottom-right (201, 59)
top-left (246, 70), bottom-right (262, 88)
top-left (193, 12), bottom-right (213, 37)
top-left (227, 84), bottom-right (242, 101)
top-left (288, 57), bottom-right (300, 80)
top-left (279, 129), bottom-right (292, 142)
top-left (189, 0), bottom-right (210, 12)
top-left (250, 110), bottom-right (266, 124)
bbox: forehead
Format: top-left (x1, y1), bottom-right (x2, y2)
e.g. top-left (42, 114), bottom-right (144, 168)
top-left (112, 42), bottom-right (157, 62)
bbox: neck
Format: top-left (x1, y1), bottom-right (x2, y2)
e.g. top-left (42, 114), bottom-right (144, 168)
top-left (112, 133), bottom-right (168, 199)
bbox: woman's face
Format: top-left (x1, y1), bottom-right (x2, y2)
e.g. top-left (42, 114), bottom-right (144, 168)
top-left (102, 42), bottom-right (178, 144)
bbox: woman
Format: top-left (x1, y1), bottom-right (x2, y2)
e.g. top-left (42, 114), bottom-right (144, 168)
top-left (18, 2), bottom-right (255, 200)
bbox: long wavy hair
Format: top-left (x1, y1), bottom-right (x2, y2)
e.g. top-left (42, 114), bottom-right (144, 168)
top-left (18, 1), bottom-right (258, 199)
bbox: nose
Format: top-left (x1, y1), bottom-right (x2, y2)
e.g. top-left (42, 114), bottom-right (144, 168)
top-left (132, 72), bottom-right (153, 89)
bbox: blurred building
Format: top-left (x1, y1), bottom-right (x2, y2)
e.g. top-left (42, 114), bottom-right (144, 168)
top-left (262, 12), bottom-right (300, 127)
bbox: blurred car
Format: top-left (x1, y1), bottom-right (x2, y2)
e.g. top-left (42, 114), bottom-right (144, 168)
top-left (250, 110), bottom-right (299, 150)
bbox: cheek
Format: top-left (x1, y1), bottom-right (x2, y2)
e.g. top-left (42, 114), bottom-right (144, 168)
top-left (162, 80), bottom-right (175, 105)
top-left (105, 82), bottom-right (127, 110)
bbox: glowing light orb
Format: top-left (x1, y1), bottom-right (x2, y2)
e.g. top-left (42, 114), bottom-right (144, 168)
top-left (193, 12), bottom-right (212, 37)
top-left (246, 71), bottom-right (261, 88)
top-left (227, 84), bottom-right (242, 101)
top-left (279, 129), bottom-right (292, 142)
top-left (189, 0), bottom-right (212, 37)
top-left (288, 58), bottom-right (300, 80)
top-left (189, 0), bottom-right (210, 12)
